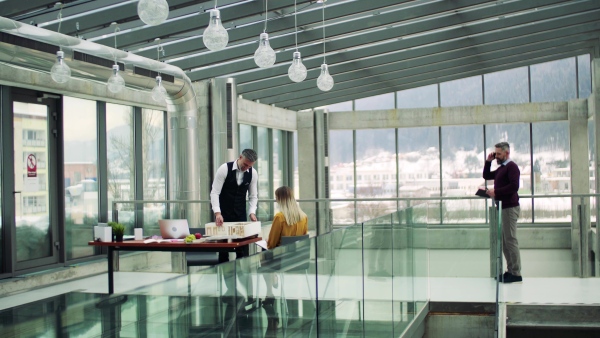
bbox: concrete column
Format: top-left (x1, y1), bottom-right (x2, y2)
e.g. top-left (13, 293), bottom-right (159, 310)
top-left (193, 81), bottom-right (213, 227)
top-left (569, 98), bottom-right (590, 277)
top-left (297, 109), bottom-right (330, 235)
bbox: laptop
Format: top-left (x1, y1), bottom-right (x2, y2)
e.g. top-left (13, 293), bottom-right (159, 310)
top-left (159, 219), bottom-right (190, 239)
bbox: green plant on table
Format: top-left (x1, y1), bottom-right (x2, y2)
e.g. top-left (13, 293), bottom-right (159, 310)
top-left (108, 221), bottom-right (125, 236)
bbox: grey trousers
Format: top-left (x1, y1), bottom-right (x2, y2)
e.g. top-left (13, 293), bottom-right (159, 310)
top-left (502, 206), bottom-right (521, 276)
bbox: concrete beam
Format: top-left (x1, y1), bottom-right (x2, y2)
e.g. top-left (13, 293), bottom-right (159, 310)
top-left (328, 102), bottom-right (568, 130)
top-left (237, 98), bottom-right (296, 131)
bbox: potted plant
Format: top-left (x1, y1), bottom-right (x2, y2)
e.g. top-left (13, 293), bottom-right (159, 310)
top-left (108, 221), bottom-right (125, 242)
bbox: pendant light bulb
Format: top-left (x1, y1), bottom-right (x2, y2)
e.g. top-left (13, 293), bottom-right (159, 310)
top-left (317, 63), bottom-right (334, 91)
top-left (50, 50), bottom-right (71, 84)
top-left (288, 51), bottom-right (307, 83)
top-left (137, 0), bottom-right (169, 26)
top-left (254, 33), bottom-right (276, 68)
top-left (107, 65), bottom-right (125, 93)
top-left (151, 76), bottom-right (167, 102)
top-left (203, 9), bottom-right (229, 51)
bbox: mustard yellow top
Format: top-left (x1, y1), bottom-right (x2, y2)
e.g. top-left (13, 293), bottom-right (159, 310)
top-left (267, 212), bottom-right (308, 249)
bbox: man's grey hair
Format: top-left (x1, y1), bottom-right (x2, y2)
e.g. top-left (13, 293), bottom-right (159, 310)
top-left (495, 142), bottom-right (510, 151)
top-left (241, 148), bottom-right (258, 162)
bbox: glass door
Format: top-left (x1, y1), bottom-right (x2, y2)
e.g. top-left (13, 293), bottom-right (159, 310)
top-left (12, 89), bottom-right (60, 271)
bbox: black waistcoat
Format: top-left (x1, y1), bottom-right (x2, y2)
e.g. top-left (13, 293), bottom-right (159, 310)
top-left (219, 161), bottom-right (252, 222)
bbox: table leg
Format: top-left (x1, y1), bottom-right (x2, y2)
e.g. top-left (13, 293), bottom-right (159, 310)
top-left (108, 247), bottom-right (114, 294)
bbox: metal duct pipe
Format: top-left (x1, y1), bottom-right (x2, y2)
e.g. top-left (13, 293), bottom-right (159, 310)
top-left (0, 17), bottom-right (202, 226)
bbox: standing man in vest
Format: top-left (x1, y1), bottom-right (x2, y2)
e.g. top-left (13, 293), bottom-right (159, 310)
top-left (210, 148), bottom-right (259, 262)
top-left (483, 142), bottom-right (522, 283)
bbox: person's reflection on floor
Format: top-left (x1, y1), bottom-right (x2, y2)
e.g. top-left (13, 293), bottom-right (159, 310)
top-left (262, 299), bottom-right (280, 337)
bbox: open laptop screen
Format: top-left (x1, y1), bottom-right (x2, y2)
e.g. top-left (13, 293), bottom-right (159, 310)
top-left (158, 219), bottom-right (190, 239)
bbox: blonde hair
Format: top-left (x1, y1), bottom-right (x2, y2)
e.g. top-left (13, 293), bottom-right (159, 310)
top-left (275, 186), bottom-right (306, 226)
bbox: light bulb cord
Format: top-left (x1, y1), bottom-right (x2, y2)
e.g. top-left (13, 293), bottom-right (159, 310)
top-left (113, 24), bottom-right (120, 65)
top-left (294, 0), bottom-right (298, 52)
top-left (214, 0), bottom-right (218, 9)
top-left (57, 3), bottom-right (63, 51)
top-left (322, 0), bottom-right (326, 64)
top-left (263, 0), bottom-right (268, 33)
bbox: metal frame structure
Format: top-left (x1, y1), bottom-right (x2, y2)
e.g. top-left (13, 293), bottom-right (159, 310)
top-left (2, 0), bottom-right (598, 110)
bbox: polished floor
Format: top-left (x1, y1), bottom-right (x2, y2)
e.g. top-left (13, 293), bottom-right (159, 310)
top-left (1, 269), bottom-right (600, 337)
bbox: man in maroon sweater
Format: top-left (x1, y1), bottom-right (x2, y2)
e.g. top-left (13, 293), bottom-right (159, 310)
top-left (483, 142), bottom-right (522, 283)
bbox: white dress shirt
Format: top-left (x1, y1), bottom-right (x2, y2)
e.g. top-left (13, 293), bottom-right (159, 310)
top-left (210, 160), bottom-right (258, 216)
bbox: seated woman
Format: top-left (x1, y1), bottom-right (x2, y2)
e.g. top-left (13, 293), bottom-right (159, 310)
top-left (263, 186), bottom-right (308, 303)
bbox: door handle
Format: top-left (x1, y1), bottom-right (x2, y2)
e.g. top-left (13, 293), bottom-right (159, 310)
top-left (13, 191), bottom-right (21, 194)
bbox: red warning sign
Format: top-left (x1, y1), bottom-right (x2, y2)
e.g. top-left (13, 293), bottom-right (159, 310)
top-left (27, 154), bottom-right (37, 178)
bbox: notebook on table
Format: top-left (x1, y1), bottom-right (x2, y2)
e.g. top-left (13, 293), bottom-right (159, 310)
top-left (159, 219), bottom-right (191, 239)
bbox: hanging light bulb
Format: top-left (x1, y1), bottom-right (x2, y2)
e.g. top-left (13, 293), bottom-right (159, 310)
top-left (288, 51), bottom-right (307, 83)
top-left (107, 64), bottom-right (125, 93)
top-left (203, 9), bottom-right (228, 51)
top-left (50, 50), bottom-right (71, 84)
top-left (317, 63), bottom-right (334, 92)
top-left (137, 0), bottom-right (169, 26)
top-left (254, 33), bottom-right (276, 68)
top-left (151, 76), bottom-right (167, 102)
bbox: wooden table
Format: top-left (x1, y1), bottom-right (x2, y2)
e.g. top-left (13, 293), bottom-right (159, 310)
top-left (88, 236), bottom-right (261, 294)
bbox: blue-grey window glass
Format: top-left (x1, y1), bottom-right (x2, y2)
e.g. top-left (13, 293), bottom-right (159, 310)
top-left (397, 127), bottom-right (440, 213)
top-left (577, 54), bottom-right (591, 99)
top-left (141, 109), bottom-right (165, 231)
top-left (440, 76), bottom-right (482, 107)
top-left (273, 129), bottom-right (283, 195)
top-left (324, 101), bottom-right (352, 112)
top-left (355, 93), bottom-right (394, 111)
top-left (355, 129), bottom-right (396, 222)
top-left (106, 103), bottom-right (134, 223)
top-left (256, 127), bottom-right (271, 220)
top-left (329, 130), bottom-right (354, 225)
top-left (63, 96), bottom-right (98, 260)
top-left (397, 84), bottom-right (438, 109)
top-left (531, 57), bottom-right (577, 103)
top-left (239, 124), bottom-right (253, 151)
top-left (485, 123), bottom-right (532, 222)
top-left (532, 121), bottom-right (571, 222)
top-left (293, 131), bottom-right (298, 195)
top-left (484, 67), bottom-right (529, 105)
top-left (441, 125), bottom-right (485, 223)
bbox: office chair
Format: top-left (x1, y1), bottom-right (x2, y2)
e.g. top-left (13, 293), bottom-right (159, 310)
top-left (186, 228), bottom-right (220, 295)
top-left (270, 234), bottom-right (311, 333)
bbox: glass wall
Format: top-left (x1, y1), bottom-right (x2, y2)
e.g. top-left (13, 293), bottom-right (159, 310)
top-left (256, 127), bottom-right (271, 220)
top-left (531, 58), bottom-right (577, 102)
top-left (63, 96), bottom-right (98, 260)
top-left (325, 55), bottom-right (590, 225)
top-left (484, 67), bottom-right (529, 105)
top-left (141, 109), bottom-right (165, 231)
top-left (106, 103), bottom-right (134, 222)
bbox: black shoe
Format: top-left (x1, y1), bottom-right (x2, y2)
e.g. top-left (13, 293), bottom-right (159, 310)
top-left (502, 273), bottom-right (523, 283)
top-left (494, 272), bottom-right (509, 281)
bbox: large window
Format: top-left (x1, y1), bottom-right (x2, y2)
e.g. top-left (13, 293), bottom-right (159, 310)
top-left (484, 67), bottom-right (529, 105)
top-left (329, 130), bottom-right (354, 225)
top-left (397, 84), bottom-right (438, 109)
top-left (531, 58), bottom-right (577, 102)
top-left (106, 103), bottom-right (134, 222)
top-left (63, 96), bottom-right (98, 260)
top-left (141, 109), bottom-right (165, 230)
top-left (441, 125), bottom-right (485, 223)
top-left (256, 127), bottom-right (271, 220)
top-left (440, 76), bottom-right (482, 107)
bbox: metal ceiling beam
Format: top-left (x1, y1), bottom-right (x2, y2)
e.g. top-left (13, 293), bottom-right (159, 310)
top-left (137, 0), bottom-right (410, 60)
top-left (283, 43), bottom-right (594, 110)
top-left (241, 15), bottom-right (600, 102)
top-left (0, 0), bottom-right (57, 18)
top-left (189, 0), bottom-right (581, 82)
top-left (266, 33), bottom-right (597, 107)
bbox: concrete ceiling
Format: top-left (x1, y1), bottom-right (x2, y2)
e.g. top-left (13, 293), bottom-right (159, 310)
top-left (2, 0), bottom-right (599, 111)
